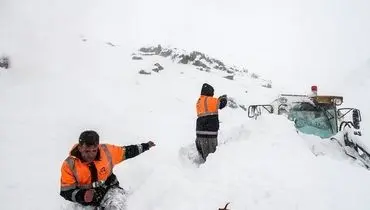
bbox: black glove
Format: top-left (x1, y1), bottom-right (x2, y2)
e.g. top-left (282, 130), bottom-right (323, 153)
top-left (92, 186), bottom-right (108, 204)
top-left (219, 94), bottom-right (227, 100)
top-left (105, 174), bottom-right (119, 187)
top-left (141, 141), bottom-right (156, 151)
top-left (147, 141), bottom-right (156, 148)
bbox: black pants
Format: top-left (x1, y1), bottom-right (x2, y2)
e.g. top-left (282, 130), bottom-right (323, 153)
top-left (195, 137), bottom-right (218, 160)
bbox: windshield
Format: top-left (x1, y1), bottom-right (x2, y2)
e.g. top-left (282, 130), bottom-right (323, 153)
top-left (288, 102), bottom-right (337, 138)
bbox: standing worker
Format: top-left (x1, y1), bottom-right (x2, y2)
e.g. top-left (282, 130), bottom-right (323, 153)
top-left (196, 83), bottom-right (227, 161)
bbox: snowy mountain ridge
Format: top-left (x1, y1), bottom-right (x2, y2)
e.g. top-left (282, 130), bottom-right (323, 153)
top-left (132, 45), bottom-right (272, 88)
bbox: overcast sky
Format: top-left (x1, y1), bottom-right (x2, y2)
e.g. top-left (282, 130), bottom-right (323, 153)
top-left (1, 0), bottom-right (370, 88)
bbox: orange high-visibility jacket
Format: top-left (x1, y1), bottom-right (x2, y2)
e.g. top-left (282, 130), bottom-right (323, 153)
top-left (60, 144), bottom-right (124, 191)
top-left (196, 95), bottom-right (220, 117)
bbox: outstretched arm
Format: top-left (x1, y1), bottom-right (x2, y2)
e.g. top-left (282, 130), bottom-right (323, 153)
top-left (105, 141), bottom-right (156, 165)
top-left (124, 141), bottom-right (156, 159)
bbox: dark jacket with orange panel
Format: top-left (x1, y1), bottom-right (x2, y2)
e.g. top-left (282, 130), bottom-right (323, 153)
top-left (196, 83), bottom-right (227, 138)
top-left (60, 143), bottom-right (150, 205)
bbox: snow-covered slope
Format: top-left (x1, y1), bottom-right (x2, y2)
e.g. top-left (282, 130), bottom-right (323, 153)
top-left (2, 0), bottom-right (370, 209)
top-left (1, 39), bottom-right (370, 210)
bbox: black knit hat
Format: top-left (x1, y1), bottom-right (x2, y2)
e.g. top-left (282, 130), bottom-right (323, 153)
top-left (79, 130), bottom-right (99, 146)
top-left (201, 83), bottom-right (214, 96)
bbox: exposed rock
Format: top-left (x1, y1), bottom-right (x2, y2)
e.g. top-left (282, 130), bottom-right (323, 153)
top-left (139, 69), bottom-right (151, 75)
top-left (178, 55), bottom-right (192, 64)
top-left (139, 45), bottom-right (162, 55)
top-left (132, 56), bottom-right (143, 60)
top-left (160, 49), bottom-right (172, 57)
top-left (224, 75), bottom-right (234, 80)
top-left (0, 56), bottom-right (10, 69)
top-left (171, 53), bottom-right (180, 61)
top-left (212, 59), bottom-right (225, 68)
top-left (214, 65), bottom-right (227, 71)
top-left (152, 63), bottom-right (164, 72)
top-left (227, 69), bottom-right (234, 74)
top-left (190, 51), bottom-right (206, 61)
top-left (262, 83), bottom-right (272, 88)
top-left (193, 60), bottom-right (209, 69)
top-left (251, 73), bottom-right (259, 79)
top-left (137, 46), bottom-right (231, 73)
top-left (106, 42), bottom-right (116, 47)
top-left (135, 45), bottom-right (271, 84)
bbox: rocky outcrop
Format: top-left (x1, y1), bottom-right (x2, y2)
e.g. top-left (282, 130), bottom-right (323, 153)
top-left (0, 56), bottom-right (9, 69)
top-left (135, 45), bottom-right (271, 87)
top-left (139, 69), bottom-right (151, 75)
top-left (152, 63), bottom-right (164, 72)
top-left (137, 45), bottom-right (244, 75)
top-left (224, 75), bottom-right (234, 80)
top-left (132, 55), bottom-right (143, 60)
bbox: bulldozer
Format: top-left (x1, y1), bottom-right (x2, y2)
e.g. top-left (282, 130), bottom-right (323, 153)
top-left (247, 86), bottom-right (370, 169)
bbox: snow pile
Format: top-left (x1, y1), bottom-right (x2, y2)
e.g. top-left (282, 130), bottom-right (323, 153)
top-left (1, 0), bottom-right (370, 209)
top-left (1, 39), bottom-right (370, 210)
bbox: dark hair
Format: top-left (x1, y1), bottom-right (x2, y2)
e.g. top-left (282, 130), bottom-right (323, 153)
top-left (79, 130), bottom-right (99, 146)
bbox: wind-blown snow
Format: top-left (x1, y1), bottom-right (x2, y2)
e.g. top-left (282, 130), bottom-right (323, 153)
top-left (1, 1), bottom-right (370, 209)
top-left (1, 40), bottom-right (370, 210)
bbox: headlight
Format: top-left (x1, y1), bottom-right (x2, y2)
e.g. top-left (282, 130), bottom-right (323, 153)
top-left (332, 98), bottom-right (343, 106)
top-left (279, 97), bottom-right (288, 104)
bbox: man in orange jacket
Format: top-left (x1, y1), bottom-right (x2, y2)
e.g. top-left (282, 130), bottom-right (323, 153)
top-left (60, 130), bottom-right (155, 209)
top-left (196, 83), bottom-right (227, 161)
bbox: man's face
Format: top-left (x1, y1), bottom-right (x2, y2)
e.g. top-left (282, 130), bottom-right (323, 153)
top-left (78, 144), bottom-right (98, 163)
